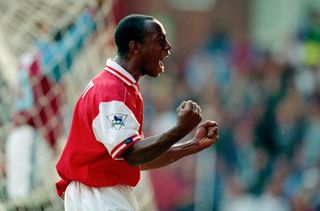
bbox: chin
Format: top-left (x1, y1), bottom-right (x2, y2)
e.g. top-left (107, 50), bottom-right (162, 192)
top-left (148, 72), bottom-right (161, 78)
top-left (143, 68), bottom-right (163, 77)
top-left (154, 69), bottom-right (164, 77)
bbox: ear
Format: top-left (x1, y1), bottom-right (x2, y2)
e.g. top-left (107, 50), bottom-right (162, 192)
top-left (129, 41), bottom-right (142, 55)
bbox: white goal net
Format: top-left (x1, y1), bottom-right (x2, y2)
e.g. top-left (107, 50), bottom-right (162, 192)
top-left (0, 0), bottom-right (118, 209)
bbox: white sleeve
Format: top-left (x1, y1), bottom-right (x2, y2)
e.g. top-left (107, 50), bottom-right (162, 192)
top-left (92, 100), bottom-right (142, 159)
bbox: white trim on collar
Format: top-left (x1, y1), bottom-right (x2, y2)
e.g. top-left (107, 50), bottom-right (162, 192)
top-left (104, 59), bottom-right (136, 86)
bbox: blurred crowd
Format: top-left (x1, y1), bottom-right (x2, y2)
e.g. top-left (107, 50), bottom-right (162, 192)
top-left (141, 9), bottom-right (320, 211)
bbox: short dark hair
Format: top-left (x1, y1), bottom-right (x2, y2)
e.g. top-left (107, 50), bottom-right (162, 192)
top-left (114, 14), bottom-right (154, 56)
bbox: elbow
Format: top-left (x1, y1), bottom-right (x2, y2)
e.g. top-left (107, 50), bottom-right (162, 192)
top-left (121, 143), bottom-right (158, 166)
top-left (122, 148), bottom-right (142, 167)
top-left (124, 155), bottom-right (141, 167)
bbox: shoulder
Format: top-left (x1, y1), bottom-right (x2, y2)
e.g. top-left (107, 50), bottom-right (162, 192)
top-left (92, 71), bottom-right (127, 100)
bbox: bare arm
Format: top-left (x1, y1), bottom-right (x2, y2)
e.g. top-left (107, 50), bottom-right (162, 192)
top-left (140, 120), bottom-right (219, 170)
top-left (122, 100), bottom-right (202, 166)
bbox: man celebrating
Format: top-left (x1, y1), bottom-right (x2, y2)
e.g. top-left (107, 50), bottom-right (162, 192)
top-left (56, 14), bottom-right (219, 210)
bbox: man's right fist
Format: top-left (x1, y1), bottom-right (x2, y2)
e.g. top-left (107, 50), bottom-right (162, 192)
top-left (176, 100), bottom-right (202, 133)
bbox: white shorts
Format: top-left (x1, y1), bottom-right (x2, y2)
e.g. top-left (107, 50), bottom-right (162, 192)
top-left (64, 181), bottom-right (139, 211)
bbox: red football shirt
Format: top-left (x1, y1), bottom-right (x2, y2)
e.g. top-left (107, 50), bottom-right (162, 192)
top-left (56, 59), bottom-right (144, 197)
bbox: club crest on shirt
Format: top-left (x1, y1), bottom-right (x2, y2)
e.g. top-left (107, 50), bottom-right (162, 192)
top-left (107, 114), bottom-right (127, 130)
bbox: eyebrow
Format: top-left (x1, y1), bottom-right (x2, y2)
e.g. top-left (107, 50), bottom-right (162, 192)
top-left (155, 33), bottom-right (166, 39)
top-left (142, 30), bottom-right (166, 41)
top-left (144, 32), bottom-right (164, 40)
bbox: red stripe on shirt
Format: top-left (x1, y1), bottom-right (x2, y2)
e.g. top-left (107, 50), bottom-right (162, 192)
top-left (105, 66), bottom-right (135, 85)
top-left (111, 134), bottom-right (141, 159)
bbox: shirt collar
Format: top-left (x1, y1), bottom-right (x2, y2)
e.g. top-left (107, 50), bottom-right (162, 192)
top-left (104, 58), bottom-right (137, 86)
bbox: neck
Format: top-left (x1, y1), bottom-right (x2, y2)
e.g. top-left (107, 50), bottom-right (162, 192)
top-left (114, 55), bottom-right (141, 82)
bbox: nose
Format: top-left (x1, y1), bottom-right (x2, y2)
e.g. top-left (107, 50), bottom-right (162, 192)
top-left (164, 40), bottom-right (172, 50)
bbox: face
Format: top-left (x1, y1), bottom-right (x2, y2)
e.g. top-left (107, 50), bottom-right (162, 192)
top-left (139, 19), bottom-right (172, 77)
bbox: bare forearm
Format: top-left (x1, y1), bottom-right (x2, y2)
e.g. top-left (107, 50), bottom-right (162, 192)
top-left (123, 100), bottom-right (204, 167)
top-left (140, 139), bottom-right (196, 170)
top-left (140, 121), bottom-right (219, 170)
top-left (123, 126), bottom-right (190, 166)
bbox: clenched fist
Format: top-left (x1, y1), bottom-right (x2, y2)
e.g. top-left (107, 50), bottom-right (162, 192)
top-left (176, 100), bottom-right (202, 133)
top-left (195, 120), bottom-right (219, 147)
top-left (172, 120), bottom-right (219, 157)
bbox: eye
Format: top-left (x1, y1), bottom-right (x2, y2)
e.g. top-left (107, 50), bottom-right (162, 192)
top-left (158, 36), bottom-right (166, 46)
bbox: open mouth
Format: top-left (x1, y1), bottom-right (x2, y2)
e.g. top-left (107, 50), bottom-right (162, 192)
top-left (159, 52), bottom-right (169, 73)
top-left (159, 60), bottom-right (164, 72)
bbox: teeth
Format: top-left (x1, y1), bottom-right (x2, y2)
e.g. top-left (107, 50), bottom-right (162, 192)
top-left (159, 61), bottom-right (164, 68)
top-left (159, 61), bottom-right (164, 72)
